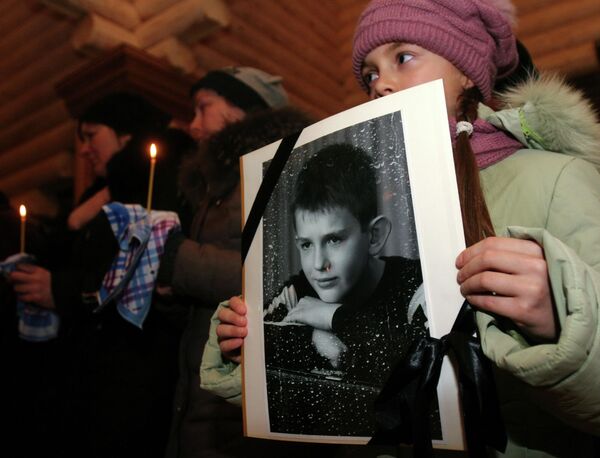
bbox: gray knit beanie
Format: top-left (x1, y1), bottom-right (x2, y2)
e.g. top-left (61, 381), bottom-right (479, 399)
top-left (191, 66), bottom-right (289, 112)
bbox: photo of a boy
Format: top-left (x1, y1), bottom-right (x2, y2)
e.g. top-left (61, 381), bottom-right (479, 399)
top-left (263, 143), bottom-right (430, 436)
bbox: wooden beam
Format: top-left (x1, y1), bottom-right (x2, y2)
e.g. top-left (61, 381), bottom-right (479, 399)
top-left (0, 6), bottom-right (55, 58)
top-left (179, 0), bottom-right (231, 44)
top-left (0, 42), bottom-right (81, 100)
top-left (132, 0), bottom-right (179, 20)
top-left (277, 1), bottom-right (339, 50)
top-left (339, 1), bottom-right (368, 28)
top-left (200, 31), bottom-right (343, 113)
top-left (148, 37), bottom-right (197, 74)
top-left (210, 20), bottom-right (343, 99)
top-left (0, 121), bottom-right (75, 178)
top-left (517, 0), bottom-right (600, 38)
top-left (192, 42), bottom-right (236, 72)
top-left (55, 45), bottom-right (195, 122)
top-left (72, 13), bottom-right (140, 53)
top-left (230, 0), bottom-right (342, 84)
top-left (0, 150), bottom-right (73, 196)
top-left (512, 0), bottom-right (563, 15)
top-left (522, 14), bottom-right (600, 58)
top-left (535, 41), bottom-right (599, 77)
top-left (0, 100), bottom-right (70, 152)
top-left (76, 0), bottom-right (141, 30)
top-left (0, 68), bottom-right (73, 127)
top-left (136, 0), bottom-right (229, 49)
top-left (43, 0), bottom-right (141, 29)
top-left (40, 0), bottom-right (86, 19)
top-left (0, 19), bottom-right (72, 73)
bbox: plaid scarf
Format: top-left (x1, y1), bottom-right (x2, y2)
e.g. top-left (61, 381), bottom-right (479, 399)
top-left (97, 203), bottom-right (180, 328)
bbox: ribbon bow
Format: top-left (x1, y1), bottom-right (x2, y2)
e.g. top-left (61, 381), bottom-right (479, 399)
top-left (368, 301), bottom-right (507, 457)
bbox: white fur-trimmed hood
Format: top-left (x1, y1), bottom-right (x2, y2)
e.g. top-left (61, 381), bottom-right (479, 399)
top-left (483, 74), bottom-right (600, 169)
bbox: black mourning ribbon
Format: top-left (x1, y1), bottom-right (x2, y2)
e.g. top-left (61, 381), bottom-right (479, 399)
top-left (368, 300), bottom-right (507, 457)
top-left (241, 131), bottom-right (301, 265)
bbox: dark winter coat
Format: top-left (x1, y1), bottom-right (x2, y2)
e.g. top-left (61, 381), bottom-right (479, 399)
top-left (160, 107), bottom-right (338, 458)
top-left (50, 127), bottom-right (195, 458)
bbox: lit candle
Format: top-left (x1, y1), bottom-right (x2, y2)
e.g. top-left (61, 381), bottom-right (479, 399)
top-left (19, 204), bottom-right (26, 254)
top-left (146, 143), bottom-right (157, 213)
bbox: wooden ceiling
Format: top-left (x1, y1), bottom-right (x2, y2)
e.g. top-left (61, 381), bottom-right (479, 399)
top-left (1, 0), bottom-right (599, 217)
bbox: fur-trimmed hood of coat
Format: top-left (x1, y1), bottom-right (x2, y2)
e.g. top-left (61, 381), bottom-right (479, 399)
top-left (484, 74), bottom-right (600, 169)
top-left (180, 106), bottom-right (313, 209)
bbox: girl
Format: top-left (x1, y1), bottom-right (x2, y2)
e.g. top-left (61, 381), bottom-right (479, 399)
top-left (206, 0), bottom-right (600, 456)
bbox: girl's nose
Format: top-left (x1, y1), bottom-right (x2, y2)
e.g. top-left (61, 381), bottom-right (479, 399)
top-left (371, 74), bottom-right (398, 99)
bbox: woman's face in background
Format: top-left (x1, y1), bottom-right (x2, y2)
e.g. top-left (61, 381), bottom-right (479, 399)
top-left (78, 123), bottom-right (130, 177)
top-left (189, 89), bottom-right (246, 143)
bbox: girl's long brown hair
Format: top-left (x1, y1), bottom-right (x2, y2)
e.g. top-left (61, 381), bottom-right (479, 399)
top-left (453, 87), bottom-right (495, 247)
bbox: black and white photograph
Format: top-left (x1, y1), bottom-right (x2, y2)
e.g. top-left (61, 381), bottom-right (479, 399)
top-left (242, 80), bottom-right (467, 449)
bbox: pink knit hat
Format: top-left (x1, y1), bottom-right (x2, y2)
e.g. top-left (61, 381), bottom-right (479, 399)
top-left (352, 0), bottom-right (519, 100)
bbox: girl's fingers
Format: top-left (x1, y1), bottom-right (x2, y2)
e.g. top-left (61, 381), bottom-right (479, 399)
top-left (456, 237), bottom-right (543, 269)
top-left (219, 337), bottom-right (243, 353)
top-left (229, 296), bottom-right (247, 316)
top-left (218, 307), bottom-right (247, 327)
top-left (457, 245), bottom-right (548, 286)
top-left (216, 323), bottom-right (248, 339)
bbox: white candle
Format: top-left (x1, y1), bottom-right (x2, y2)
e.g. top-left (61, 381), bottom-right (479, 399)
top-left (147, 143), bottom-right (157, 213)
top-left (19, 204), bottom-right (26, 254)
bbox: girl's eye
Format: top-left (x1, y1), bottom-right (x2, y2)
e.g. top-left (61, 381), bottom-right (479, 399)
top-left (397, 53), bottom-right (413, 64)
top-left (362, 71), bottom-right (379, 86)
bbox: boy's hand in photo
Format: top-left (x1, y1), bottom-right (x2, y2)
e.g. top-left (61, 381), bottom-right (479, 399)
top-left (283, 296), bottom-right (341, 331)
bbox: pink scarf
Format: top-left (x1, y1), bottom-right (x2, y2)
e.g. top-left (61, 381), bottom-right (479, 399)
top-left (449, 118), bottom-right (523, 169)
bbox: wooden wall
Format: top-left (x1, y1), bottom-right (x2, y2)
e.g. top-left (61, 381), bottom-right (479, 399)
top-left (0, 0), bottom-right (599, 217)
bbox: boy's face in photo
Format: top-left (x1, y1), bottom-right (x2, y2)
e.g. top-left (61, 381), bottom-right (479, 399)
top-left (294, 206), bottom-right (370, 303)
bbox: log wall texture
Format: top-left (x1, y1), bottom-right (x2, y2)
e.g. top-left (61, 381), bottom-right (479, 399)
top-left (0, 0), bottom-right (598, 216)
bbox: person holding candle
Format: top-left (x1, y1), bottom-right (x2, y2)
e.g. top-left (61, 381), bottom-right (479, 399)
top-left (8, 91), bottom-right (197, 458)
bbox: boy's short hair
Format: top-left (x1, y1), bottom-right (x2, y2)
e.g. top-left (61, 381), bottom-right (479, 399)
top-left (292, 143), bottom-right (377, 229)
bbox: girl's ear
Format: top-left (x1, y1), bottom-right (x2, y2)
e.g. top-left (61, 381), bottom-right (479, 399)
top-left (462, 75), bottom-right (475, 90)
top-left (368, 215), bottom-right (392, 256)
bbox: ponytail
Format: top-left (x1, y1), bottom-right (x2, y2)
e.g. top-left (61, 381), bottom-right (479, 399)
top-left (453, 87), bottom-right (495, 247)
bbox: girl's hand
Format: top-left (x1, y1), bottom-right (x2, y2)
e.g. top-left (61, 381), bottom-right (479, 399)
top-left (216, 296), bottom-right (248, 363)
top-left (283, 297), bottom-right (341, 331)
top-left (455, 236), bottom-right (557, 342)
top-left (9, 265), bottom-right (55, 310)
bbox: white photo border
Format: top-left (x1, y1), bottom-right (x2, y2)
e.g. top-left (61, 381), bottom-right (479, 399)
top-left (241, 80), bottom-right (466, 450)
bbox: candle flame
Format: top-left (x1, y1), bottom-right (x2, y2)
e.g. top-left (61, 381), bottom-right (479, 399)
top-left (19, 205), bottom-right (26, 218)
top-left (150, 143), bottom-right (157, 159)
